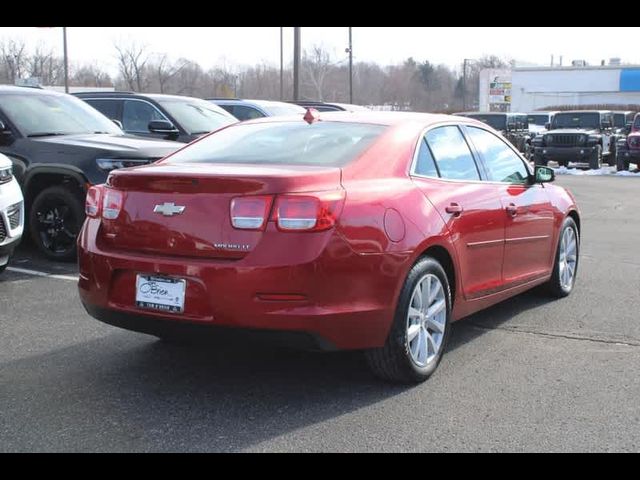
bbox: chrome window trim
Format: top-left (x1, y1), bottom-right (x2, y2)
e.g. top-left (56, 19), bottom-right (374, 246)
top-left (408, 121), bottom-right (535, 187)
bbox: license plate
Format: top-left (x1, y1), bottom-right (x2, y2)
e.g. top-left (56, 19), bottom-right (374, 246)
top-left (135, 275), bottom-right (186, 313)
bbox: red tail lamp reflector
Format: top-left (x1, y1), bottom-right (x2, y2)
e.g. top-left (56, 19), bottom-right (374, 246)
top-left (230, 195), bottom-right (274, 230)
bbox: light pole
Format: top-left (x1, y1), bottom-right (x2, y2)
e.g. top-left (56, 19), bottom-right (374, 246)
top-left (280, 27), bottom-right (284, 101)
top-left (293, 27), bottom-right (301, 101)
top-left (62, 27), bottom-right (69, 93)
top-left (347, 27), bottom-right (353, 104)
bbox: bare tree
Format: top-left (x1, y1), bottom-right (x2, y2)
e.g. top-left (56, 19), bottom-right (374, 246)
top-left (114, 41), bottom-right (150, 92)
top-left (152, 54), bottom-right (187, 94)
top-left (302, 45), bottom-right (334, 101)
top-left (71, 64), bottom-right (113, 87)
top-left (0, 39), bottom-right (28, 84)
top-left (29, 45), bottom-right (65, 85)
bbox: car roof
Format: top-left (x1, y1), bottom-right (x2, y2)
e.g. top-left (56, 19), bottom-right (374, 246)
top-left (73, 91), bottom-right (206, 102)
top-left (555, 110), bottom-right (612, 114)
top-left (210, 98), bottom-right (302, 108)
top-left (0, 85), bottom-right (62, 95)
top-left (238, 110), bottom-right (487, 128)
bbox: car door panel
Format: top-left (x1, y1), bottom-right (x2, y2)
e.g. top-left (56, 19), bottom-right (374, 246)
top-left (411, 126), bottom-right (506, 300)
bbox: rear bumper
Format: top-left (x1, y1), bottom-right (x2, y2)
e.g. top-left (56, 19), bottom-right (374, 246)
top-left (78, 219), bottom-right (408, 351)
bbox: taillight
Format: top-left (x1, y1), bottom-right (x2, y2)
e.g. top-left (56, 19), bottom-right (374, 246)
top-left (85, 185), bottom-right (103, 218)
top-left (272, 190), bottom-right (345, 232)
top-left (102, 188), bottom-right (123, 220)
top-left (230, 195), bottom-right (274, 230)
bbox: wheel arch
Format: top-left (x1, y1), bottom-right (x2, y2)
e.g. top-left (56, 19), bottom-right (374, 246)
top-left (23, 165), bottom-right (89, 205)
top-left (416, 243), bottom-right (458, 308)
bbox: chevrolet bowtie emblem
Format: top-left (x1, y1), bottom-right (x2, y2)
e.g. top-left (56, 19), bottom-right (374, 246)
top-left (153, 202), bottom-right (186, 216)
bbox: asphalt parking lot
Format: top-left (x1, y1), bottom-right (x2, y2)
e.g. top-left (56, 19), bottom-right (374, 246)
top-left (1, 175), bottom-right (639, 452)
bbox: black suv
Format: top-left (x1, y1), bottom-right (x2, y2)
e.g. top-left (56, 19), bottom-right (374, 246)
top-left (75, 92), bottom-right (236, 143)
top-left (459, 112), bottom-right (532, 158)
top-left (532, 110), bottom-right (617, 169)
top-left (0, 86), bottom-right (181, 261)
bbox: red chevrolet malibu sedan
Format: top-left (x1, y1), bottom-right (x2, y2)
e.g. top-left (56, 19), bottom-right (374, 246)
top-left (78, 111), bottom-right (580, 383)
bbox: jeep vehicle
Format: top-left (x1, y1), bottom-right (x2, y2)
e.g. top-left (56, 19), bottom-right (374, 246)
top-left (0, 86), bottom-right (181, 261)
top-left (612, 110), bottom-right (635, 134)
top-left (532, 110), bottom-right (617, 169)
top-left (614, 131), bottom-right (640, 171)
top-left (75, 92), bottom-right (237, 143)
top-left (526, 111), bottom-right (558, 137)
top-left (459, 112), bottom-right (532, 158)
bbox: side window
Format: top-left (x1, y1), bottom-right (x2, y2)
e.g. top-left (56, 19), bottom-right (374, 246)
top-left (85, 99), bottom-right (120, 121)
top-left (414, 139), bottom-right (439, 177)
top-left (466, 126), bottom-right (529, 184)
top-left (122, 100), bottom-right (167, 132)
top-left (425, 126), bottom-right (480, 181)
top-left (232, 105), bottom-right (265, 121)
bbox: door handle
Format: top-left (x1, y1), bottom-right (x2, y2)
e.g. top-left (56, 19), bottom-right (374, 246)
top-left (445, 203), bottom-right (463, 217)
top-left (506, 203), bottom-right (518, 217)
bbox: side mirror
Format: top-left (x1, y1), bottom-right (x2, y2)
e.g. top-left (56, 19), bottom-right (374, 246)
top-left (111, 119), bottom-right (123, 130)
top-left (534, 165), bottom-right (555, 183)
top-left (545, 122), bottom-right (551, 130)
top-left (148, 120), bottom-right (179, 135)
top-left (0, 120), bottom-right (8, 133)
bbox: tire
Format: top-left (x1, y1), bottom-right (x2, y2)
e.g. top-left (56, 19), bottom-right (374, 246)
top-left (29, 186), bottom-right (85, 262)
top-left (589, 145), bottom-right (602, 170)
top-left (365, 256), bottom-right (452, 384)
top-left (616, 152), bottom-right (630, 172)
top-left (546, 217), bottom-right (579, 298)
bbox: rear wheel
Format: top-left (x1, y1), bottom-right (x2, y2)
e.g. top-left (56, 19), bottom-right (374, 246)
top-left (546, 217), bottom-right (579, 298)
top-left (29, 186), bottom-right (85, 262)
top-left (589, 145), bottom-right (602, 170)
top-left (365, 256), bottom-right (452, 383)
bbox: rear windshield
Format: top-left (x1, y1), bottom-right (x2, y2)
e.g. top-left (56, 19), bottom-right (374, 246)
top-left (527, 114), bottom-right (549, 126)
top-left (164, 121), bottom-right (387, 167)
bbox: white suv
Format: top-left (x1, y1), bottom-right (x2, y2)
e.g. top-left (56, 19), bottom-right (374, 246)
top-left (0, 153), bottom-right (24, 274)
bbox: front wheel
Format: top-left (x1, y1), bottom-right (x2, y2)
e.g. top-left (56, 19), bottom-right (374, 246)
top-left (365, 256), bottom-right (452, 383)
top-left (616, 152), bottom-right (630, 172)
top-left (29, 186), bottom-right (85, 262)
top-left (589, 145), bottom-right (602, 170)
top-left (546, 217), bottom-right (579, 298)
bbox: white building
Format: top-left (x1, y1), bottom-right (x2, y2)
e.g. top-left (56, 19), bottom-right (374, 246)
top-left (511, 62), bottom-right (640, 112)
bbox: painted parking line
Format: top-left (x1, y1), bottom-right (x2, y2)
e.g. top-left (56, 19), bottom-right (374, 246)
top-left (6, 266), bottom-right (79, 282)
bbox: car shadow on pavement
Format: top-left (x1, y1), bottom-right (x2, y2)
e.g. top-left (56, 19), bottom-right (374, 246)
top-left (0, 287), bottom-right (558, 452)
top-left (446, 288), bottom-right (556, 352)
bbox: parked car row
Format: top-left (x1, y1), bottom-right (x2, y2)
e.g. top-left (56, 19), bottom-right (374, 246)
top-left (0, 85), bottom-right (371, 263)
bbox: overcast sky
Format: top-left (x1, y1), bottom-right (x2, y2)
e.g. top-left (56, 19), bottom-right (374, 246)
top-left (3, 27), bottom-right (640, 75)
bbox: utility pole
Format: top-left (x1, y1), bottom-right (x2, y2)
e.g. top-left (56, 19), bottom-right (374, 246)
top-left (280, 27), bottom-right (284, 101)
top-left (462, 59), bottom-right (468, 111)
top-left (62, 27), bottom-right (69, 93)
top-left (293, 27), bottom-right (301, 101)
top-left (348, 27), bottom-right (353, 104)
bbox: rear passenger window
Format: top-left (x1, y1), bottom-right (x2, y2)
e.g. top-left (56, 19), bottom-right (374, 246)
top-left (466, 127), bottom-right (529, 184)
top-left (425, 126), bottom-right (480, 181)
top-left (414, 139), bottom-right (439, 177)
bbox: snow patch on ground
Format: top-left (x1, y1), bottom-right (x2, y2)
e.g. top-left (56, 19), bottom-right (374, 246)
top-left (553, 165), bottom-right (640, 177)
